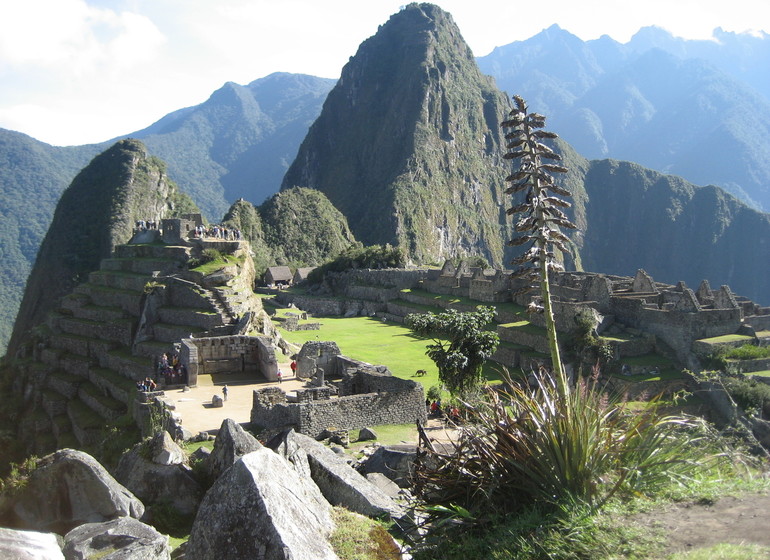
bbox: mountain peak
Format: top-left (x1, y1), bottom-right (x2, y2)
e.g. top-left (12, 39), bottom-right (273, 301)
top-left (281, 2), bottom-right (513, 264)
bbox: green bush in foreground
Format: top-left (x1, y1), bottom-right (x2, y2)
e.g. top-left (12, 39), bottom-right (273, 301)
top-left (415, 368), bottom-right (719, 519)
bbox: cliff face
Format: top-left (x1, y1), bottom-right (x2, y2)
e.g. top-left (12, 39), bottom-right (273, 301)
top-left (576, 159), bottom-right (770, 305)
top-left (281, 3), bottom-right (514, 266)
top-left (8, 139), bottom-right (195, 356)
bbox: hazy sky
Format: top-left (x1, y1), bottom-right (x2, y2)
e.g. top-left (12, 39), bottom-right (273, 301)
top-left (1, 0), bottom-right (767, 146)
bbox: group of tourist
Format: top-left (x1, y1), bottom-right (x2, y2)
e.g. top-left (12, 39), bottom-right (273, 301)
top-left (136, 377), bottom-right (157, 392)
top-left (158, 352), bottom-right (187, 386)
top-left (427, 399), bottom-right (462, 423)
top-left (134, 219), bottom-right (158, 231)
top-left (191, 224), bottom-right (242, 241)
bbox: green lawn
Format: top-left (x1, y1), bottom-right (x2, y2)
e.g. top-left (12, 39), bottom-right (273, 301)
top-left (279, 316), bottom-right (441, 388)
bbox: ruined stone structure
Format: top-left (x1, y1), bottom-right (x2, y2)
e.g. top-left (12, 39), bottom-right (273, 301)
top-left (251, 351), bottom-right (426, 438)
top-left (11, 228), bottom-right (268, 454)
top-left (180, 335), bottom-right (279, 385)
top-left (275, 262), bottom-right (770, 372)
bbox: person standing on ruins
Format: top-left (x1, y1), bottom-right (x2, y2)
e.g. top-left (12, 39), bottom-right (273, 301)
top-left (222, 385), bottom-right (228, 401)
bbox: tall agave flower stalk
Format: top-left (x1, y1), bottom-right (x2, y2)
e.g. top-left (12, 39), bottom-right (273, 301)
top-left (502, 95), bottom-right (576, 396)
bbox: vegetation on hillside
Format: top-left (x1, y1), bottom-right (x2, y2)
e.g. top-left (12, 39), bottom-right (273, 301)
top-left (306, 243), bottom-right (406, 284)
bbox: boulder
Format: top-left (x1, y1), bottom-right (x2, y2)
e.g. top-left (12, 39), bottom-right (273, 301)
top-left (1, 449), bottom-right (144, 535)
top-left (211, 395), bottom-right (224, 408)
top-left (360, 444), bottom-right (417, 488)
top-left (149, 431), bottom-right (187, 465)
top-left (268, 430), bottom-right (404, 520)
top-left (114, 437), bottom-right (203, 516)
top-left (357, 427), bottom-right (378, 441)
top-left (205, 418), bottom-right (263, 481)
top-left (365, 472), bottom-right (403, 501)
top-left (63, 517), bottom-right (170, 560)
top-left (0, 527), bottom-right (64, 559)
top-left (186, 448), bottom-right (337, 560)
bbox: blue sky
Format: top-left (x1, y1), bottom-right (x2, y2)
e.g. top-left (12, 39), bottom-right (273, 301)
top-left (1, 0), bottom-right (767, 146)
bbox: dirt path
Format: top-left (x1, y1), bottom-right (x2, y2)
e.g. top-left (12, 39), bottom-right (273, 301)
top-left (629, 492), bottom-right (770, 556)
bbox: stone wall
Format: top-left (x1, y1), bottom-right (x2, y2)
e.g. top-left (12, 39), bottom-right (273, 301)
top-left (251, 360), bottom-right (426, 438)
top-left (181, 335), bottom-right (278, 382)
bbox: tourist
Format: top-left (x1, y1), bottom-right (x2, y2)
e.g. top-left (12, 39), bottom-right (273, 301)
top-left (290, 360), bottom-right (297, 377)
top-left (222, 385), bottom-right (228, 401)
top-left (277, 369), bottom-right (283, 383)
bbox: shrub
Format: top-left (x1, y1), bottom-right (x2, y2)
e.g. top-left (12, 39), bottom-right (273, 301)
top-left (725, 344), bottom-right (770, 360)
top-left (721, 376), bottom-right (770, 418)
top-left (415, 367), bottom-right (716, 521)
top-left (307, 244), bottom-right (407, 284)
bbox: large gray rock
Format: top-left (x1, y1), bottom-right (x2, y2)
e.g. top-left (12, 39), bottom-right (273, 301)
top-left (63, 517), bottom-right (170, 560)
top-left (148, 431), bottom-right (187, 466)
top-left (360, 444), bottom-right (418, 488)
top-left (0, 527), bottom-right (64, 559)
top-left (186, 448), bottom-right (337, 560)
top-left (1, 449), bottom-right (144, 535)
top-left (114, 435), bottom-right (203, 516)
top-left (268, 430), bottom-right (404, 520)
top-left (205, 418), bottom-right (263, 481)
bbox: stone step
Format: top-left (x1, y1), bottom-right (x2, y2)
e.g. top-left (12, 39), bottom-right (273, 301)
top-left (70, 302), bottom-right (127, 323)
top-left (102, 349), bottom-right (153, 382)
top-left (89, 367), bottom-right (137, 405)
top-left (59, 352), bottom-right (97, 378)
top-left (157, 307), bottom-right (224, 330)
top-left (134, 340), bottom-right (177, 360)
top-left (67, 400), bottom-right (104, 448)
top-left (60, 293), bottom-right (91, 312)
top-left (46, 370), bottom-right (85, 399)
top-left (89, 270), bottom-right (153, 292)
top-left (49, 333), bottom-right (116, 362)
top-left (59, 316), bottom-right (135, 347)
top-left (497, 322), bottom-right (550, 354)
top-left (152, 322), bottom-right (206, 344)
top-left (78, 383), bottom-right (127, 422)
top-left (114, 243), bottom-right (191, 261)
top-left (74, 284), bottom-right (144, 317)
top-left (101, 256), bottom-right (185, 276)
top-left (42, 389), bottom-right (69, 419)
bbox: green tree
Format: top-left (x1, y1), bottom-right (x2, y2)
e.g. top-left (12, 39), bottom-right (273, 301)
top-left (502, 95), bottom-right (576, 394)
top-left (406, 307), bottom-right (499, 396)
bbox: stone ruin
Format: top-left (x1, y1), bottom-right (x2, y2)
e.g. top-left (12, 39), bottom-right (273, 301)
top-left (251, 342), bottom-right (426, 438)
top-left (180, 334), bottom-right (280, 386)
top-left (275, 261), bottom-right (770, 373)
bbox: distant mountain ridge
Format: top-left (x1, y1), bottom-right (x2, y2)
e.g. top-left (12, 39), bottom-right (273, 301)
top-left (477, 24), bottom-right (770, 211)
top-left (127, 72), bottom-right (335, 218)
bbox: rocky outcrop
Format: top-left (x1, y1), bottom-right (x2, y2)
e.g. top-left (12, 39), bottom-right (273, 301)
top-left (268, 430), bottom-right (404, 520)
top-left (360, 444), bottom-right (418, 488)
top-left (114, 432), bottom-right (202, 516)
top-left (0, 449), bottom-right (144, 535)
top-left (186, 448), bottom-right (337, 560)
top-left (0, 527), bottom-right (64, 559)
top-left (63, 517), bottom-right (170, 560)
top-left (205, 418), bottom-right (263, 481)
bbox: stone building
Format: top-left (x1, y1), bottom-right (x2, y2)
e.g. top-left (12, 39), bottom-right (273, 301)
top-left (251, 345), bottom-right (426, 438)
